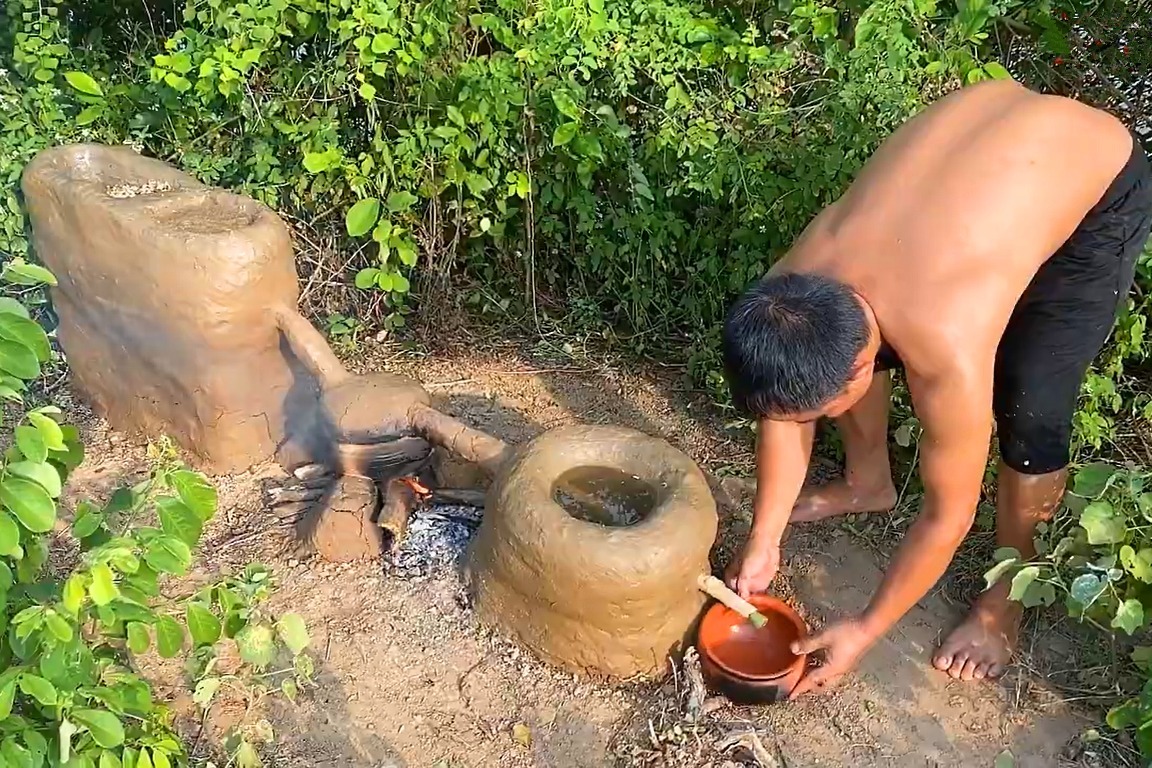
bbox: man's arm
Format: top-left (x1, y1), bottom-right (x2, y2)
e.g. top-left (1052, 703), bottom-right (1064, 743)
top-left (858, 371), bottom-right (993, 638)
top-left (789, 369), bottom-right (992, 697)
top-left (727, 417), bottom-right (815, 597)
top-left (751, 417), bottom-right (816, 542)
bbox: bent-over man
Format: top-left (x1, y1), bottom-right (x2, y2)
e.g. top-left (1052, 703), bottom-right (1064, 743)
top-left (722, 79), bottom-right (1152, 697)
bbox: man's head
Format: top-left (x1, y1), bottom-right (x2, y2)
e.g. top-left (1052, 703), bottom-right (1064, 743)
top-left (722, 272), bottom-right (876, 421)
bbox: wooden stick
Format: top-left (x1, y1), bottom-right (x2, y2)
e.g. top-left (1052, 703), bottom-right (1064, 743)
top-left (378, 478), bottom-right (417, 553)
top-left (697, 574), bottom-right (768, 628)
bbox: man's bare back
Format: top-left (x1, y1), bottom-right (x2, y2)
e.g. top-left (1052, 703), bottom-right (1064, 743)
top-left (721, 81), bottom-right (1151, 695)
top-left (780, 79), bottom-right (1133, 384)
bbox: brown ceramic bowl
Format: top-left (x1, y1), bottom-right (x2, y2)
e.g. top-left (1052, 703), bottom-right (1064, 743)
top-left (697, 594), bottom-right (808, 705)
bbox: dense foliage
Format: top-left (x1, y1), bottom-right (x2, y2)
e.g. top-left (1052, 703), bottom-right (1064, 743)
top-left (0, 262), bottom-right (310, 767)
top-left (3, 0), bottom-right (1147, 446)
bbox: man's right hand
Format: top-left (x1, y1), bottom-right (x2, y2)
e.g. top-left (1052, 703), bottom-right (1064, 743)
top-left (725, 538), bottom-right (781, 599)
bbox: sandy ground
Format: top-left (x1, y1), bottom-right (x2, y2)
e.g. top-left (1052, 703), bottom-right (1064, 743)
top-left (53, 339), bottom-right (1119, 768)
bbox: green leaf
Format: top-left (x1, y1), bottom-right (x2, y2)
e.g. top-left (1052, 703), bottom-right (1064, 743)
top-left (0, 511), bottom-right (19, 557)
top-left (28, 413), bottom-right (64, 451)
top-left (983, 62), bottom-right (1012, 80)
top-left (345, 198), bottom-right (381, 238)
top-left (281, 678), bottom-right (299, 701)
top-left (153, 749), bottom-right (172, 768)
top-left (994, 749), bottom-right (1014, 768)
top-left (432, 126), bottom-right (459, 140)
top-left (1007, 566), bottom-right (1039, 602)
top-left (186, 603), bottom-right (222, 647)
top-left (1, 262), bottom-right (56, 290)
top-left (0, 340), bottom-right (40, 380)
top-left (358, 81), bottom-right (376, 100)
top-left (1080, 501), bottom-right (1126, 545)
top-left (1120, 545), bottom-right (1152, 583)
top-left (77, 105), bottom-right (105, 126)
top-left (163, 73), bottom-right (191, 92)
top-left (157, 497), bottom-right (202, 548)
top-left (386, 191), bottom-right (418, 213)
top-left (72, 502), bottom-right (104, 539)
top-left (144, 537), bottom-right (191, 575)
top-left (551, 89), bottom-right (580, 120)
top-left (45, 611), bottom-right (73, 642)
top-left (8, 461), bottom-right (62, 498)
top-left (0, 681), bottom-right (14, 719)
top-left (465, 173), bottom-right (493, 197)
top-left (100, 751), bottom-right (123, 768)
top-left (371, 32), bottom-right (397, 53)
top-left (155, 616), bottom-right (185, 658)
top-left (237, 623), bottom-right (277, 668)
top-left (354, 268), bottom-right (380, 289)
top-left (169, 470), bottom-right (217, 521)
top-left (193, 677), bottom-right (221, 708)
top-left (391, 273), bottom-right (411, 293)
top-left (72, 710), bottom-right (125, 749)
top-left (2, 262), bottom-right (57, 287)
top-left (1112, 599), bottom-right (1145, 635)
top-left (1070, 573), bottom-right (1105, 607)
top-left (375, 271), bottom-right (394, 291)
top-left (1107, 700), bottom-right (1141, 730)
top-left (1021, 580), bottom-right (1056, 609)
top-left (126, 622), bottom-right (150, 654)
top-left (0, 313), bottom-right (50, 362)
top-left (983, 557), bottom-right (1018, 590)
top-left (0, 298), bottom-right (31, 319)
top-left (396, 241), bottom-right (418, 267)
top-left (552, 122), bottom-right (578, 147)
top-left (276, 613), bottom-right (310, 654)
top-left (446, 105), bottom-right (465, 127)
top-left (15, 425), bottom-right (46, 463)
top-left (1074, 463), bottom-right (1116, 497)
top-left (1, 476), bottom-right (56, 532)
top-left (235, 740), bottom-right (260, 768)
top-left (372, 220), bottom-right (392, 243)
top-left (64, 71), bottom-right (103, 96)
top-left (61, 573), bottom-right (86, 615)
top-left (2, 736), bottom-right (33, 768)
top-left (19, 674), bottom-right (57, 705)
top-left (89, 563), bottom-right (119, 606)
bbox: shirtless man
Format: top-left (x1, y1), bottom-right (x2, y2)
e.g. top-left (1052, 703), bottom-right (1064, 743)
top-left (721, 80), bottom-right (1152, 698)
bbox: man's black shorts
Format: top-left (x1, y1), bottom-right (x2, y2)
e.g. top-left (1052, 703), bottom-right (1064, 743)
top-left (878, 133), bottom-right (1152, 475)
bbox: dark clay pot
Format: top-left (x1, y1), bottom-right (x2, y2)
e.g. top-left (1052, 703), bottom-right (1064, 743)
top-left (697, 593), bottom-right (808, 705)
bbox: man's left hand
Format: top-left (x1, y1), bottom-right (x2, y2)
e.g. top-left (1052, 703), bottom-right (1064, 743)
top-left (788, 617), bottom-right (879, 699)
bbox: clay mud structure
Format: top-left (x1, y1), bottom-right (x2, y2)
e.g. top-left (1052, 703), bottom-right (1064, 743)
top-left (22, 144), bottom-right (719, 678)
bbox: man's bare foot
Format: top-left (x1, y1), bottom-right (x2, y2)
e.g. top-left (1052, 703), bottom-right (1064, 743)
top-left (790, 477), bottom-right (897, 523)
top-left (932, 584), bottom-right (1020, 681)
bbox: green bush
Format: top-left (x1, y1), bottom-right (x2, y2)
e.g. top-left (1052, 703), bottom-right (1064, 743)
top-left (0, 262), bottom-right (312, 767)
top-left (5, 0), bottom-right (1146, 448)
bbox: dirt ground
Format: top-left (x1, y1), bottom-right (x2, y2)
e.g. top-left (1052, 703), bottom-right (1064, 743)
top-left (54, 337), bottom-right (1119, 768)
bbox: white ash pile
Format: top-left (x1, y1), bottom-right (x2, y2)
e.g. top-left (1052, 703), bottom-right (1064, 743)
top-left (387, 503), bottom-right (482, 581)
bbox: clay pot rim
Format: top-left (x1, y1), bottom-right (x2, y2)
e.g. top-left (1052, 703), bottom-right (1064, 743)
top-left (699, 594), bottom-right (808, 682)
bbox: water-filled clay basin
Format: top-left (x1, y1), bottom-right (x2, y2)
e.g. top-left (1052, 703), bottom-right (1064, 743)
top-left (698, 593), bottom-right (808, 704)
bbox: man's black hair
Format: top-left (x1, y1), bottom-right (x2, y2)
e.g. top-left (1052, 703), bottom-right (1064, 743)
top-left (722, 272), bottom-right (870, 416)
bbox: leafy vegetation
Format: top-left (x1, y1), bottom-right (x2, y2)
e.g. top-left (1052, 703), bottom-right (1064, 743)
top-left (0, 209), bottom-right (310, 766)
top-left (986, 460), bottom-right (1152, 758)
